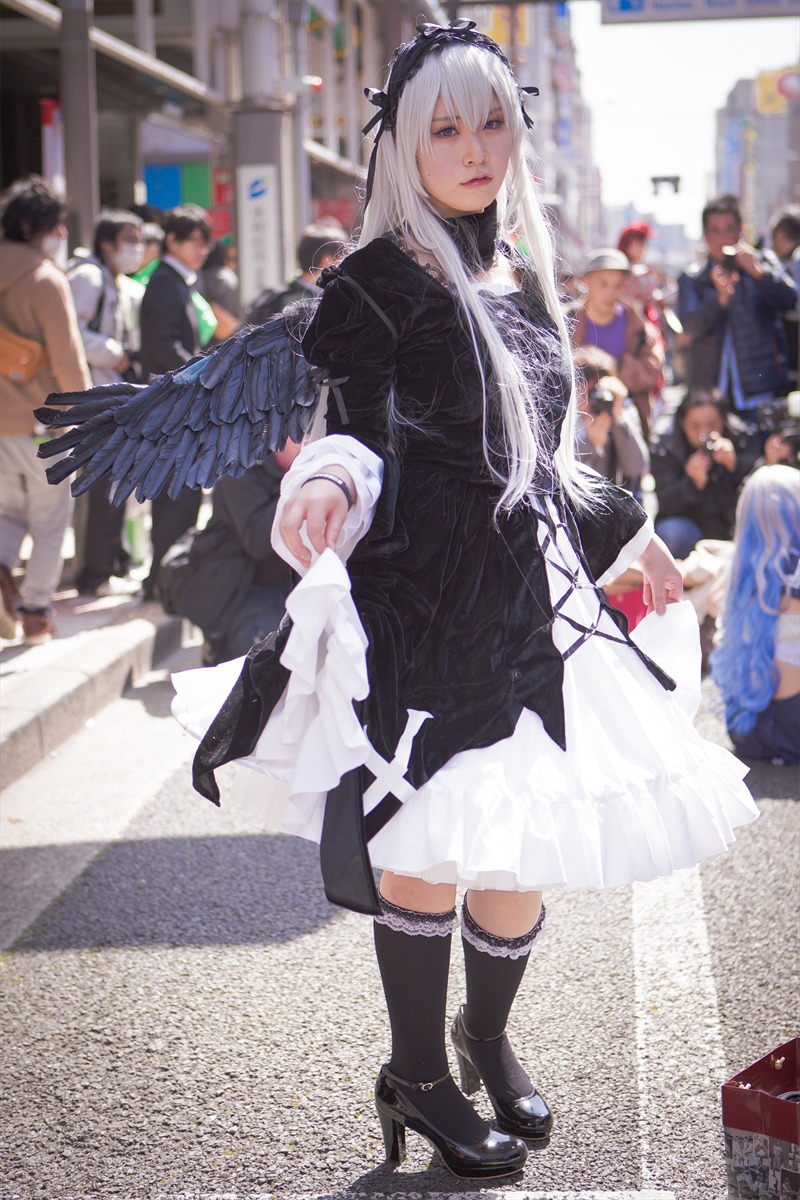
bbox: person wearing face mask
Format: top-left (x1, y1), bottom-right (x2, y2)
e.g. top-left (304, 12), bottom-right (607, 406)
top-left (0, 175), bottom-right (91, 644)
top-left (67, 210), bottom-right (145, 595)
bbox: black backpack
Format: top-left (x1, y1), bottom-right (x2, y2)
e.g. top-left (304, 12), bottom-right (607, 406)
top-left (244, 286), bottom-right (292, 327)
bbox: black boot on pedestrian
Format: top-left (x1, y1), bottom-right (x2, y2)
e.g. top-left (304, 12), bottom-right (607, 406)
top-left (452, 897), bottom-right (552, 1143)
top-left (373, 895), bottom-right (527, 1179)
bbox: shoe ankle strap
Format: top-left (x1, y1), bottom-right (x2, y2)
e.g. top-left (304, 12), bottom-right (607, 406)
top-left (381, 1063), bottom-right (451, 1092)
top-left (456, 1006), bottom-right (505, 1045)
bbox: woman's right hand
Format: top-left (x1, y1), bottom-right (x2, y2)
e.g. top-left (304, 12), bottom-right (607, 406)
top-left (709, 435), bottom-right (737, 473)
top-left (585, 410), bottom-right (613, 449)
top-left (764, 433), bottom-right (793, 465)
top-left (685, 450), bottom-right (711, 490)
top-left (279, 469), bottom-right (355, 568)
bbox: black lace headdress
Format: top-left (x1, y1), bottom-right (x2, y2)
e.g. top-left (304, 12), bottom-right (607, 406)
top-left (361, 18), bottom-right (539, 206)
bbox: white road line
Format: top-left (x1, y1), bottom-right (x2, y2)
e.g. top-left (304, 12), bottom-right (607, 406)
top-left (152, 1192), bottom-right (678, 1199)
top-left (633, 867), bottom-right (727, 1192)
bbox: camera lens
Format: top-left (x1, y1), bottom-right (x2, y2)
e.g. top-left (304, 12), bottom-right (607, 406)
top-left (588, 385), bottom-right (615, 416)
top-left (721, 246), bottom-right (738, 272)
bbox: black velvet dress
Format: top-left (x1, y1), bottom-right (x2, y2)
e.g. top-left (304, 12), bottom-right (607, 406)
top-left (175, 229), bottom-right (756, 910)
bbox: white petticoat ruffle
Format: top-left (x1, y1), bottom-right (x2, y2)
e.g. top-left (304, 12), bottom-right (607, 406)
top-left (172, 504), bottom-right (758, 893)
top-left (173, 549), bottom-right (374, 842)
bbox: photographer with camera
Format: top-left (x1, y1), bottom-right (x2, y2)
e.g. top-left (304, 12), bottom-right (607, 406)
top-left (770, 206), bottom-right (800, 392)
top-left (756, 394), bottom-right (800, 469)
top-left (651, 387), bottom-right (759, 559)
top-left (574, 346), bottom-right (650, 494)
top-left (678, 195), bottom-right (796, 420)
top-left (571, 347), bottom-right (651, 628)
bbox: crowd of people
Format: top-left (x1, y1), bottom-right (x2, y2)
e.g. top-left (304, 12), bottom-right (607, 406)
top-left (0, 176), bottom-right (347, 647)
top-left (0, 170), bottom-right (797, 766)
top-left (564, 195), bottom-right (798, 764)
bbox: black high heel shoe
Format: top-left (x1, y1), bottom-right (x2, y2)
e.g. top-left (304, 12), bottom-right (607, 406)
top-left (451, 1007), bottom-right (553, 1143)
top-left (374, 1064), bottom-right (527, 1179)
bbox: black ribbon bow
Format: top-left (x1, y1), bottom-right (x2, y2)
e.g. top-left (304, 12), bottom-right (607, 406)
top-left (361, 18), bottom-right (539, 204)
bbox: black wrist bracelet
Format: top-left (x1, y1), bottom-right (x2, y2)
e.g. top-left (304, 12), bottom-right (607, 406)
top-left (301, 472), bottom-right (355, 510)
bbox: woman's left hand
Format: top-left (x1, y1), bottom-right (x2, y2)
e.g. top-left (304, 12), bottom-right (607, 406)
top-left (639, 533), bottom-right (684, 616)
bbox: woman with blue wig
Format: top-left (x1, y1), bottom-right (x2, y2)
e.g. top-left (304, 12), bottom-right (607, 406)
top-left (711, 465), bottom-right (800, 765)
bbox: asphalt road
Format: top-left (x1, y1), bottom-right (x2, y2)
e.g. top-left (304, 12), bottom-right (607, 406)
top-left (0, 650), bottom-right (797, 1200)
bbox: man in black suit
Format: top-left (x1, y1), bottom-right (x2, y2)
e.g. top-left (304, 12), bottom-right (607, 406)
top-left (140, 204), bottom-right (211, 599)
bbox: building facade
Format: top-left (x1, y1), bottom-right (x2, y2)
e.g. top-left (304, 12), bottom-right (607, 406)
top-left (716, 67), bottom-right (800, 240)
top-left (1, 0), bottom-right (451, 303)
top-left (2, 0), bottom-right (613, 299)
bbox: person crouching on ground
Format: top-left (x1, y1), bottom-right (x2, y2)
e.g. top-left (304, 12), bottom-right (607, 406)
top-left (651, 387), bottom-right (758, 559)
top-left (711, 464), bottom-right (800, 765)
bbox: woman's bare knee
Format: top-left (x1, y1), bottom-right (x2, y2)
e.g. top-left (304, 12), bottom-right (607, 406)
top-left (379, 871), bottom-right (457, 914)
top-left (466, 889), bottom-right (543, 938)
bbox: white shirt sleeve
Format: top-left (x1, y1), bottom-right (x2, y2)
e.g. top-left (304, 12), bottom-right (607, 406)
top-left (68, 265), bottom-right (123, 370)
top-left (596, 518), bottom-right (654, 586)
top-left (271, 434), bottom-right (384, 573)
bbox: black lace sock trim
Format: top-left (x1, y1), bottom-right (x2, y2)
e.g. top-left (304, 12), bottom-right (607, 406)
top-left (374, 894), bottom-right (458, 937)
top-left (461, 899), bottom-right (547, 959)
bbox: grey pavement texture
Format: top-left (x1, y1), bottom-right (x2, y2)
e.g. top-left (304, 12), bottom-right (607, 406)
top-left (0, 586), bottom-right (184, 790)
top-left (0, 643), bottom-right (798, 1199)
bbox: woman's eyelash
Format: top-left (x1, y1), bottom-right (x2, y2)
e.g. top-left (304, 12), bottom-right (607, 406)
top-left (433, 117), bottom-right (504, 138)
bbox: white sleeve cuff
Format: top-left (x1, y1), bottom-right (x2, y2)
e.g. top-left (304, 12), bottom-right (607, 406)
top-left (271, 434), bottom-right (384, 573)
top-left (596, 518), bottom-right (654, 586)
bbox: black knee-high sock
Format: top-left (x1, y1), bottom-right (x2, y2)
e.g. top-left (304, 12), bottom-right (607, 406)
top-left (373, 912), bottom-right (451, 1082)
top-left (373, 900), bottom-right (488, 1142)
top-left (460, 897), bottom-right (546, 1101)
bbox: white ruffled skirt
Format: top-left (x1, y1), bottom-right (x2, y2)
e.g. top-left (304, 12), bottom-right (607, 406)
top-left (172, 498), bottom-right (758, 892)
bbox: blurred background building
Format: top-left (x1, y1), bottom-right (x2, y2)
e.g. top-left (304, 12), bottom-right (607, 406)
top-left (3, 0), bottom-right (455, 302)
top-left (716, 66), bottom-right (800, 240)
top-left (2, 0), bottom-right (745, 300)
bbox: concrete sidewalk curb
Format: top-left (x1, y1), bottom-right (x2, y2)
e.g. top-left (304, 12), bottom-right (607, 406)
top-left (1, 612), bottom-right (184, 789)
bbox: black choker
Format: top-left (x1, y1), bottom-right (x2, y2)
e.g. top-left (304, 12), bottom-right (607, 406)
top-left (440, 201), bottom-right (499, 273)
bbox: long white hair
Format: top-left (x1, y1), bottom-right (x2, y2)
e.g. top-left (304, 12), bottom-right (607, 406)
top-left (358, 41), bottom-right (596, 511)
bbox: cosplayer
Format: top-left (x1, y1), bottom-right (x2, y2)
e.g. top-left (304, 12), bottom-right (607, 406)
top-left (711, 466), bottom-right (800, 766)
top-left (37, 20), bottom-right (758, 1183)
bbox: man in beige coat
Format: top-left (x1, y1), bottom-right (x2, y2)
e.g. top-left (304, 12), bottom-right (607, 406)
top-left (0, 176), bottom-right (91, 644)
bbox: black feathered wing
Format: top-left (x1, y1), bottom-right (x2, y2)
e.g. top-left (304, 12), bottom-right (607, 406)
top-left (34, 301), bottom-right (322, 504)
